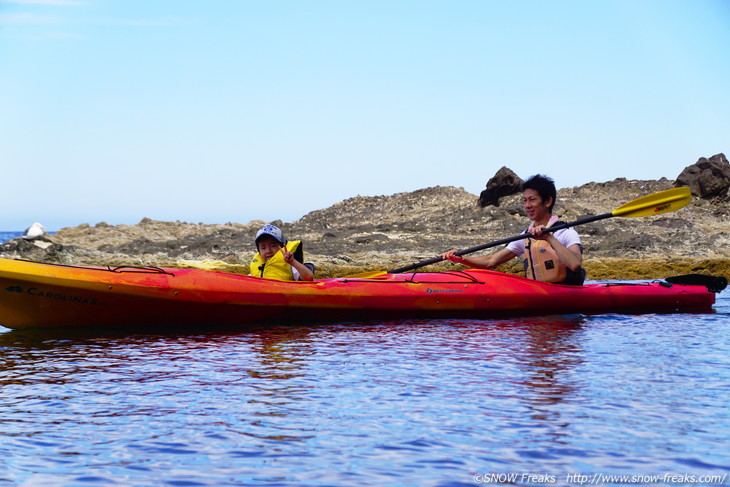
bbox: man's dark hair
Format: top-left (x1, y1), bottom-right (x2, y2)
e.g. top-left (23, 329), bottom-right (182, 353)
top-left (522, 174), bottom-right (557, 212)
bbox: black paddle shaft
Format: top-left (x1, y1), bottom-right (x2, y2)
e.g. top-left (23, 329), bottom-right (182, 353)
top-left (387, 212), bottom-right (613, 274)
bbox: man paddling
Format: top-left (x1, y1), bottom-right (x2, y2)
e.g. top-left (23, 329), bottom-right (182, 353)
top-left (442, 174), bottom-right (586, 285)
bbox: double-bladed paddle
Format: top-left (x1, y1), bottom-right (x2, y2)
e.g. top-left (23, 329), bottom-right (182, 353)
top-left (345, 186), bottom-right (692, 278)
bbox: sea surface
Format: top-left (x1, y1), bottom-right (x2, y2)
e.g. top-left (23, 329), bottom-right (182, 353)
top-left (1, 231), bottom-right (55, 244)
top-left (0, 232), bottom-right (22, 243)
top-left (0, 237), bottom-right (729, 486)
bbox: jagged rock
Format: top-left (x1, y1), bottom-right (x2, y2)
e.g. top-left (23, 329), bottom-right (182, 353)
top-left (675, 153), bottom-right (730, 198)
top-left (1, 175), bottom-right (729, 278)
top-left (1, 238), bottom-right (64, 261)
top-left (478, 166), bottom-right (524, 207)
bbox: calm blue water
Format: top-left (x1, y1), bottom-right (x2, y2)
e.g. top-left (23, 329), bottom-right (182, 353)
top-left (0, 284), bottom-right (728, 486)
top-left (0, 231), bottom-right (22, 243)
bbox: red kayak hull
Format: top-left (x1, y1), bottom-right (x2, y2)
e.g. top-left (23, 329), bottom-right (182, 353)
top-left (0, 258), bottom-right (718, 330)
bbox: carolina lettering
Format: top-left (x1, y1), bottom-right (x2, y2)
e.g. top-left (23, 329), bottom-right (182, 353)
top-left (27, 287), bottom-right (99, 305)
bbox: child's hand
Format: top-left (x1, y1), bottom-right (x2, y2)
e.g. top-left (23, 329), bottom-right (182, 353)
top-left (281, 248), bottom-right (294, 264)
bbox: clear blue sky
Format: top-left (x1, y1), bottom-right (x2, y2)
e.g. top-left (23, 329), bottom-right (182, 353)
top-left (1, 0), bottom-right (728, 231)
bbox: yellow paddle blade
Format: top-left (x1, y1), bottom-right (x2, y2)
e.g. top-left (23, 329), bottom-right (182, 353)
top-left (341, 270), bottom-right (387, 279)
top-left (176, 259), bottom-right (249, 274)
top-left (612, 187), bottom-right (691, 218)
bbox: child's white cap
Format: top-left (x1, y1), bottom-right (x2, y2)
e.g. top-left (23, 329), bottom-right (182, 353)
top-left (255, 225), bottom-right (286, 246)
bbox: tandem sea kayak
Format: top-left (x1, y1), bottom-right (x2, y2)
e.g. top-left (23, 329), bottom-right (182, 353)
top-left (0, 258), bottom-right (725, 330)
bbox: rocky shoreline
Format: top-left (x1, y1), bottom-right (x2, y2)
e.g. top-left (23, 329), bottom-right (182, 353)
top-left (3, 155), bottom-right (729, 280)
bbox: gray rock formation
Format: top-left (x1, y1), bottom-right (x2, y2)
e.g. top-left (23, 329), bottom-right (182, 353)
top-left (478, 166), bottom-right (523, 207)
top-left (675, 153), bottom-right (730, 198)
top-left (1, 164), bottom-right (728, 279)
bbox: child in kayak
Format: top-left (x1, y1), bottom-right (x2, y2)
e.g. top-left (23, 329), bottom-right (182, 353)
top-left (249, 225), bottom-right (314, 281)
top-left (441, 174), bottom-right (586, 285)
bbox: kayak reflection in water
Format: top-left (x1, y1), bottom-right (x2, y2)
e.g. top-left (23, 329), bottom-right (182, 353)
top-left (249, 224), bottom-right (315, 281)
top-left (442, 174), bottom-right (586, 285)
